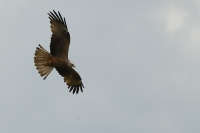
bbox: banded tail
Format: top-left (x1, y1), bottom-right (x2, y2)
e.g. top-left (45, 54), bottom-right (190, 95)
top-left (34, 44), bottom-right (54, 80)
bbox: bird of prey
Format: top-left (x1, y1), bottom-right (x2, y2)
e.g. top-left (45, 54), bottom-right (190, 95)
top-left (34, 10), bottom-right (84, 94)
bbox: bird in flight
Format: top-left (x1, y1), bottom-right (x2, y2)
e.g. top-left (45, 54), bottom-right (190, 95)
top-left (34, 10), bottom-right (84, 94)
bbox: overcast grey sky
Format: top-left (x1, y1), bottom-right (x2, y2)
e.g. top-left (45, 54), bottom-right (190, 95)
top-left (0, 0), bottom-right (200, 133)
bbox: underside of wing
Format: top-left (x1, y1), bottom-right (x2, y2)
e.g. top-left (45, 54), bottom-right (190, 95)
top-left (48, 10), bottom-right (70, 58)
top-left (55, 67), bottom-right (84, 94)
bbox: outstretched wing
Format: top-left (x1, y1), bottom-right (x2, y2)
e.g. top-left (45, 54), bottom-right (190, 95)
top-left (55, 67), bottom-right (84, 94)
top-left (48, 10), bottom-right (70, 58)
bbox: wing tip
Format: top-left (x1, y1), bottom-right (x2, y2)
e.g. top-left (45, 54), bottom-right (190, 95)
top-left (68, 84), bottom-right (84, 94)
top-left (48, 10), bottom-right (68, 28)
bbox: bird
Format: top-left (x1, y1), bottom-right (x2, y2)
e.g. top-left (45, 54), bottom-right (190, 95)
top-left (34, 10), bottom-right (84, 94)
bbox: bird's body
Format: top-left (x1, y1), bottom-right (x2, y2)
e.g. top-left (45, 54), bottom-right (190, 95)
top-left (34, 10), bottom-right (84, 94)
top-left (50, 56), bottom-right (70, 67)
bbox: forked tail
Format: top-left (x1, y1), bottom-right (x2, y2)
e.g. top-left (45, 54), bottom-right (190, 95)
top-left (34, 44), bottom-right (54, 80)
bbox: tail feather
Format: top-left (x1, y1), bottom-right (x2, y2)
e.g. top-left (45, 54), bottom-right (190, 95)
top-left (34, 44), bottom-right (54, 80)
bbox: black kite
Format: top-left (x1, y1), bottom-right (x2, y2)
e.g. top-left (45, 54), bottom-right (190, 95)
top-left (34, 10), bottom-right (84, 94)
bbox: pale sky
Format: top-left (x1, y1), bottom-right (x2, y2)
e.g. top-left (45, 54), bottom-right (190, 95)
top-left (0, 0), bottom-right (200, 133)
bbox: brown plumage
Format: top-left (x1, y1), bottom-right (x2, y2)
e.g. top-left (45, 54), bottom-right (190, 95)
top-left (34, 10), bottom-right (84, 94)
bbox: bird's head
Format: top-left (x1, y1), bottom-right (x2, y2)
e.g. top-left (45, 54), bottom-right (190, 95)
top-left (68, 60), bottom-right (76, 68)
